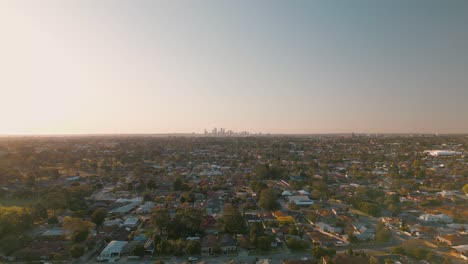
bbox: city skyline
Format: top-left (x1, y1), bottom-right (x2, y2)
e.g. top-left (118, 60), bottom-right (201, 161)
top-left (1, 0), bottom-right (468, 135)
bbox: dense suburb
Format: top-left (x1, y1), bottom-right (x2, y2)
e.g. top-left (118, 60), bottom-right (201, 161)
top-left (0, 135), bottom-right (467, 264)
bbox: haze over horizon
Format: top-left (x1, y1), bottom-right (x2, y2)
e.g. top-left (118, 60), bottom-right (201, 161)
top-left (1, 0), bottom-right (468, 135)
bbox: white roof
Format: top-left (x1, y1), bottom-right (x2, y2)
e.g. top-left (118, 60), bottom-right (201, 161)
top-left (103, 218), bottom-right (122, 227)
top-left (288, 195), bottom-right (314, 205)
top-left (41, 227), bottom-right (64, 236)
top-left (115, 197), bottom-right (143, 203)
top-left (136, 202), bottom-right (155, 213)
top-left (453, 244), bottom-right (468, 253)
top-left (447, 223), bottom-right (468, 230)
top-left (420, 213), bottom-right (452, 219)
top-left (110, 202), bottom-right (140, 214)
top-left (123, 217), bottom-right (139, 226)
top-left (99, 240), bottom-right (127, 256)
top-left (91, 191), bottom-right (116, 201)
top-left (424, 150), bottom-right (462, 156)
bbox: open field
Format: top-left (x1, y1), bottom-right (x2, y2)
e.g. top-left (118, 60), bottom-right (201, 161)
top-left (0, 197), bottom-right (35, 207)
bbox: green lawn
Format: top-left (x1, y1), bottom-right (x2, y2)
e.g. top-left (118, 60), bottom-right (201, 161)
top-left (0, 197), bottom-right (35, 207)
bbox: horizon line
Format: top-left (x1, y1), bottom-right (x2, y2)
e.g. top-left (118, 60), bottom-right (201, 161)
top-left (1, 132), bottom-right (467, 138)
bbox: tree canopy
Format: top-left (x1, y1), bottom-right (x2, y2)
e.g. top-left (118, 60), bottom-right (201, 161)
top-left (463, 183), bottom-right (468, 194)
top-left (258, 188), bottom-right (279, 211)
top-left (91, 208), bottom-right (107, 227)
top-left (223, 204), bottom-right (246, 234)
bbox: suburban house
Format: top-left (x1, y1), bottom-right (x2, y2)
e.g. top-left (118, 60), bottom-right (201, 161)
top-left (97, 240), bottom-right (127, 262)
top-left (136, 201), bottom-right (156, 214)
top-left (219, 234), bottom-right (237, 253)
top-left (201, 234), bottom-right (237, 255)
top-left (316, 222), bottom-right (342, 234)
top-left (201, 234), bottom-right (218, 255)
top-left (122, 216), bottom-right (140, 228)
top-left (353, 224), bottom-right (375, 240)
top-left (418, 213), bottom-right (453, 223)
top-left (244, 213), bottom-right (263, 226)
top-left (436, 234), bottom-right (468, 246)
top-left (288, 195), bottom-right (314, 206)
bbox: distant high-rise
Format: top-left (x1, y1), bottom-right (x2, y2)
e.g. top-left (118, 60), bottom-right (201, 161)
top-left (202, 127), bottom-right (264, 137)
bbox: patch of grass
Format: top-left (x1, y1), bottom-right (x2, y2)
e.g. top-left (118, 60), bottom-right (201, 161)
top-left (393, 240), bottom-right (439, 262)
top-left (0, 197), bottom-right (35, 207)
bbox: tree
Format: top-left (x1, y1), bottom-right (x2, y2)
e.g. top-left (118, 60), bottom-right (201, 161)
top-left (47, 215), bottom-right (59, 224)
top-left (0, 234), bottom-right (32, 255)
top-left (151, 208), bottom-right (171, 234)
top-left (62, 217), bottom-right (94, 240)
top-left (137, 179), bottom-right (146, 192)
top-left (42, 190), bottom-right (67, 214)
top-left (25, 173), bottom-right (36, 188)
top-left (253, 164), bottom-right (286, 180)
top-left (212, 245), bottom-right (222, 255)
top-left (375, 222), bottom-right (391, 243)
top-left (168, 208), bottom-right (204, 239)
top-left (30, 202), bottom-right (48, 221)
top-left (133, 245), bottom-right (146, 257)
top-left (181, 191), bottom-right (195, 203)
top-left (258, 188), bottom-right (279, 211)
top-left (250, 180), bottom-right (267, 193)
top-left (147, 179), bottom-right (157, 190)
top-left (91, 208), bottom-right (107, 228)
top-left (312, 180), bottom-right (329, 199)
top-left (50, 168), bottom-right (60, 180)
top-left (0, 207), bottom-right (33, 237)
top-left (165, 239), bottom-right (185, 256)
top-left (311, 246), bottom-right (336, 258)
top-left (253, 164), bottom-right (269, 180)
top-left (463, 184), bottom-right (468, 194)
top-left (66, 185), bottom-right (92, 211)
top-left (345, 228), bottom-right (359, 243)
top-left (144, 192), bottom-right (153, 202)
top-left (257, 236), bottom-right (273, 251)
top-left (286, 237), bottom-right (309, 251)
top-left (157, 240), bottom-right (169, 255)
top-left (73, 229), bottom-right (89, 243)
top-left (356, 202), bottom-right (381, 217)
top-left (250, 222), bottom-right (265, 246)
top-left (289, 225), bottom-right (301, 236)
top-left (70, 244), bottom-right (84, 258)
top-left (173, 178), bottom-right (183, 191)
top-left (443, 257), bottom-right (452, 264)
top-left (185, 240), bottom-right (201, 255)
top-left (223, 204), bottom-right (246, 235)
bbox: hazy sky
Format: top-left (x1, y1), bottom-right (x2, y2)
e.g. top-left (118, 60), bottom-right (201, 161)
top-left (1, 0), bottom-right (467, 135)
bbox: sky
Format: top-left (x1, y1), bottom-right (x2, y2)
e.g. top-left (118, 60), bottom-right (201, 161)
top-left (1, 0), bottom-right (467, 135)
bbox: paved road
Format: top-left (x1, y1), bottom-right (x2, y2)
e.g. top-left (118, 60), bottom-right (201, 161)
top-left (82, 249), bottom-right (312, 264)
